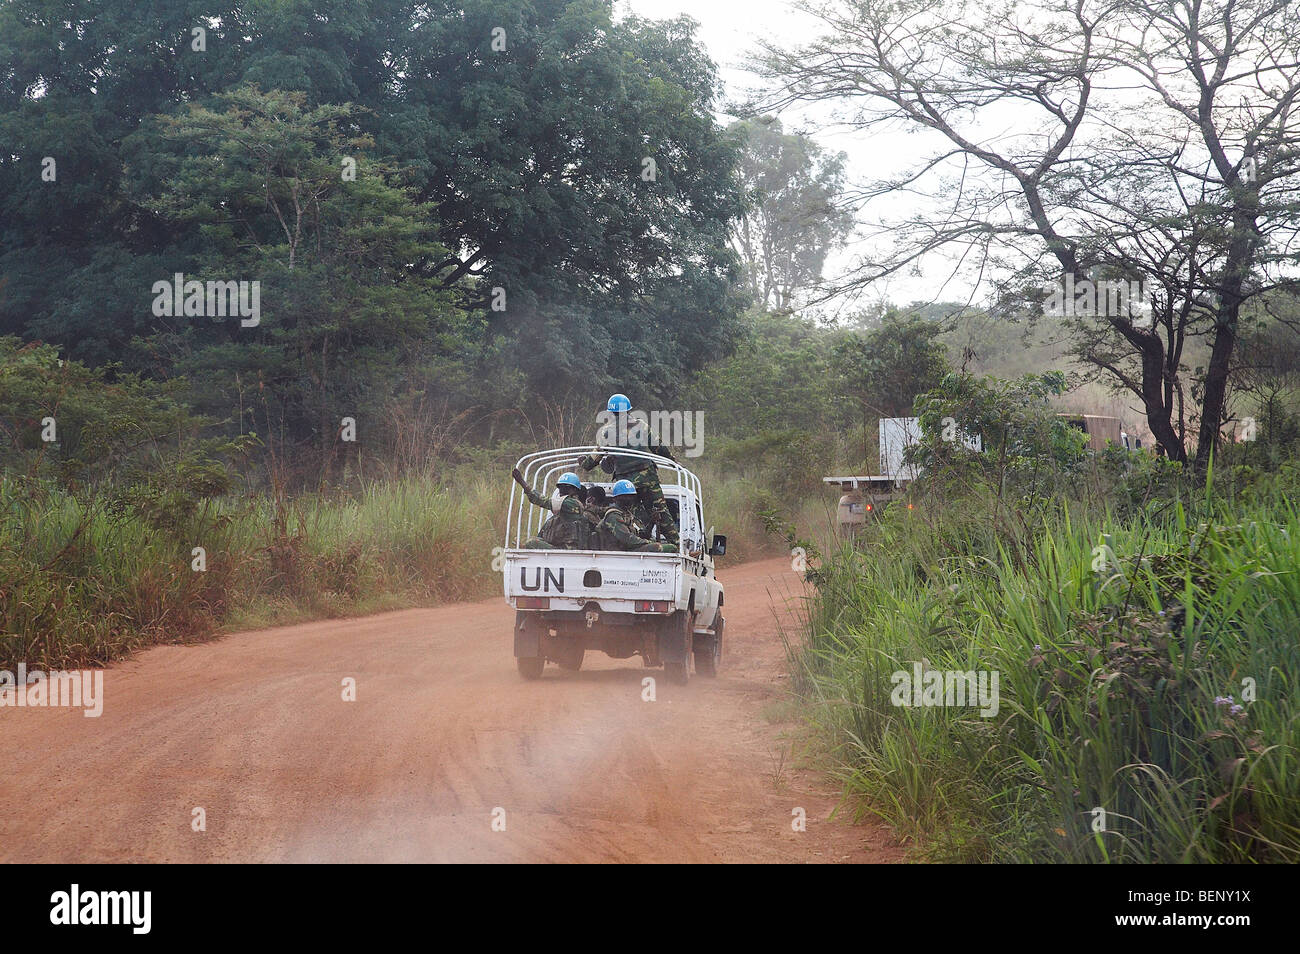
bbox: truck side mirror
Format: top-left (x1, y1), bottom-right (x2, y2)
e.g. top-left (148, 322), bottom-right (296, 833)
top-left (709, 534), bottom-right (727, 557)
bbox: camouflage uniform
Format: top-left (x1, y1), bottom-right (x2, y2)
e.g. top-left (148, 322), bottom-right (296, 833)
top-left (579, 427), bottom-right (679, 545)
top-left (597, 503), bottom-right (676, 553)
top-left (523, 528), bottom-right (556, 549)
top-left (624, 467), bottom-right (677, 543)
top-left (582, 499), bottom-right (606, 536)
top-left (521, 487), bottom-right (589, 549)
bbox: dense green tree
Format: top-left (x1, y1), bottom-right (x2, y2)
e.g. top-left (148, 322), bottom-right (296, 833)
top-left (0, 336), bottom-right (248, 505)
top-left (686, 309), bottom-right (840, 438)
top-left (132, 86), bottom-right (474, 461)
top-left (378, 1), bottom-right (747, 401)
top-left (833, 311), bottom-right (950, 419)
top-left (0, 0), bottom-right (376, 360)
top-left (0, 0), bottom-right (748, 438)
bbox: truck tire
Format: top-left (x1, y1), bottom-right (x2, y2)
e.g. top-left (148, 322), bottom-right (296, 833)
top-left (554, 642), bottom-right (584, 671)
top-left (695, 613), bottom-right (722, 678)
top-left (517, 656), bottom-right (545, 679)
top-left (662, 610), bottom-right (693, 685)
top-left (515, 611), bottom-right (544, 679)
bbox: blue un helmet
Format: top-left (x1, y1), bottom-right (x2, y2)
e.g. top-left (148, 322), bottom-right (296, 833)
top-left (606, 393), bottom-right (631, 414)
top-left (556, 472), bottom-right (583, 493)
top-left (611, 479), bottom-right (637, 498)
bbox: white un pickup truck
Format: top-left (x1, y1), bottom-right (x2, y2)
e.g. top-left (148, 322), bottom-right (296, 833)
top-left (503, 447), bottom-right (727, 684)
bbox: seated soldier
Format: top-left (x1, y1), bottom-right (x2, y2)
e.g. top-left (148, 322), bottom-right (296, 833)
top-left (597, 480), bottom-right (676, 553)
top-left (511, 468), bottom-right (588, 549)
top-left (582, 484), bottom-right (609, 533)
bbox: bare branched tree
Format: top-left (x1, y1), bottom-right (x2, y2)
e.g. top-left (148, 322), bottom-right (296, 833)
top-left (750, 0), bottom-right (1300, 468)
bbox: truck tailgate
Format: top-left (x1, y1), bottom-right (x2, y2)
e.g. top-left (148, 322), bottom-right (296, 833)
top-left (503, 549), bottom-right (680, 610)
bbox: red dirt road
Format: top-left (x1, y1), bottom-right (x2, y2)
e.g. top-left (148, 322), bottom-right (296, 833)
top-left (0, 557), bottom-right (901, 863)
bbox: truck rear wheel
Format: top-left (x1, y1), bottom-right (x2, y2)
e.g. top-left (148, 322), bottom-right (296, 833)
top-left (516, 656), bottom-right (545, 679)
top-left (662, 610), bottom-right (693, 685)
top-left (514, 611), bottom-right (544, 679)
top-left (553, 642), bottom-right (584, 671)
top-left (695, 613), bottom-right (722, 678)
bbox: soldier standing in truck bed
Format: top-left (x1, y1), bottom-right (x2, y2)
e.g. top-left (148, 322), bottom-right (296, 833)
top-left (578, 393), bottom-right (679, 545)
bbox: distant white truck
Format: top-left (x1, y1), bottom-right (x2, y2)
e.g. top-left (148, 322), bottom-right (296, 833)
top-left (503, 447), bottom-right (727, 684)
top-left (824, 416), bottom-right (979, 531)
top-left (827, 413), bottom-right (1140, 529)
top-left (879, 415), bottom-right (925, 482)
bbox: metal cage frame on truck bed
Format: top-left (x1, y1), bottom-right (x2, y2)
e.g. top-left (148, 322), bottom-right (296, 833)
top-left (505, 447), bottom-right (702, 552)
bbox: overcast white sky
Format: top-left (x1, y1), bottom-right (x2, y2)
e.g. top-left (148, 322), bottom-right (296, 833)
top-left (618, 0), bottom-right (960, 312)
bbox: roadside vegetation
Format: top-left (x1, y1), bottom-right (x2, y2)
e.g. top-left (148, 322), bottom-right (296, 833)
top-left (0, 449), bottom-right (794, 671)
top-left (791, 375), bottom-right (1300, 862)
top-left (2, 470), bottom-right (806, 670)
top-left (0, 338), bottom-right (800, 669)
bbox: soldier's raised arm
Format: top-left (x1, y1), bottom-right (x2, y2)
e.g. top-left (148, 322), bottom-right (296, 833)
top-left (576, 449), bottom-right (606, 472)
top-left (511, 467), bottom-right (551, 509)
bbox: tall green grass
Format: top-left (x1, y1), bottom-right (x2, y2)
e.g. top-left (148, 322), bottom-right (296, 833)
top-left (798, 496), bottom-right (1300, 862)
top-left (0, 474), bottom-right (509, 668)
top-left (1, 462), bottom-right (793, 670)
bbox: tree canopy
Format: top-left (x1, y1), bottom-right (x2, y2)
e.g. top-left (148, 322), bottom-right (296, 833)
top-left (0, 0), bottom-right (748, 465)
